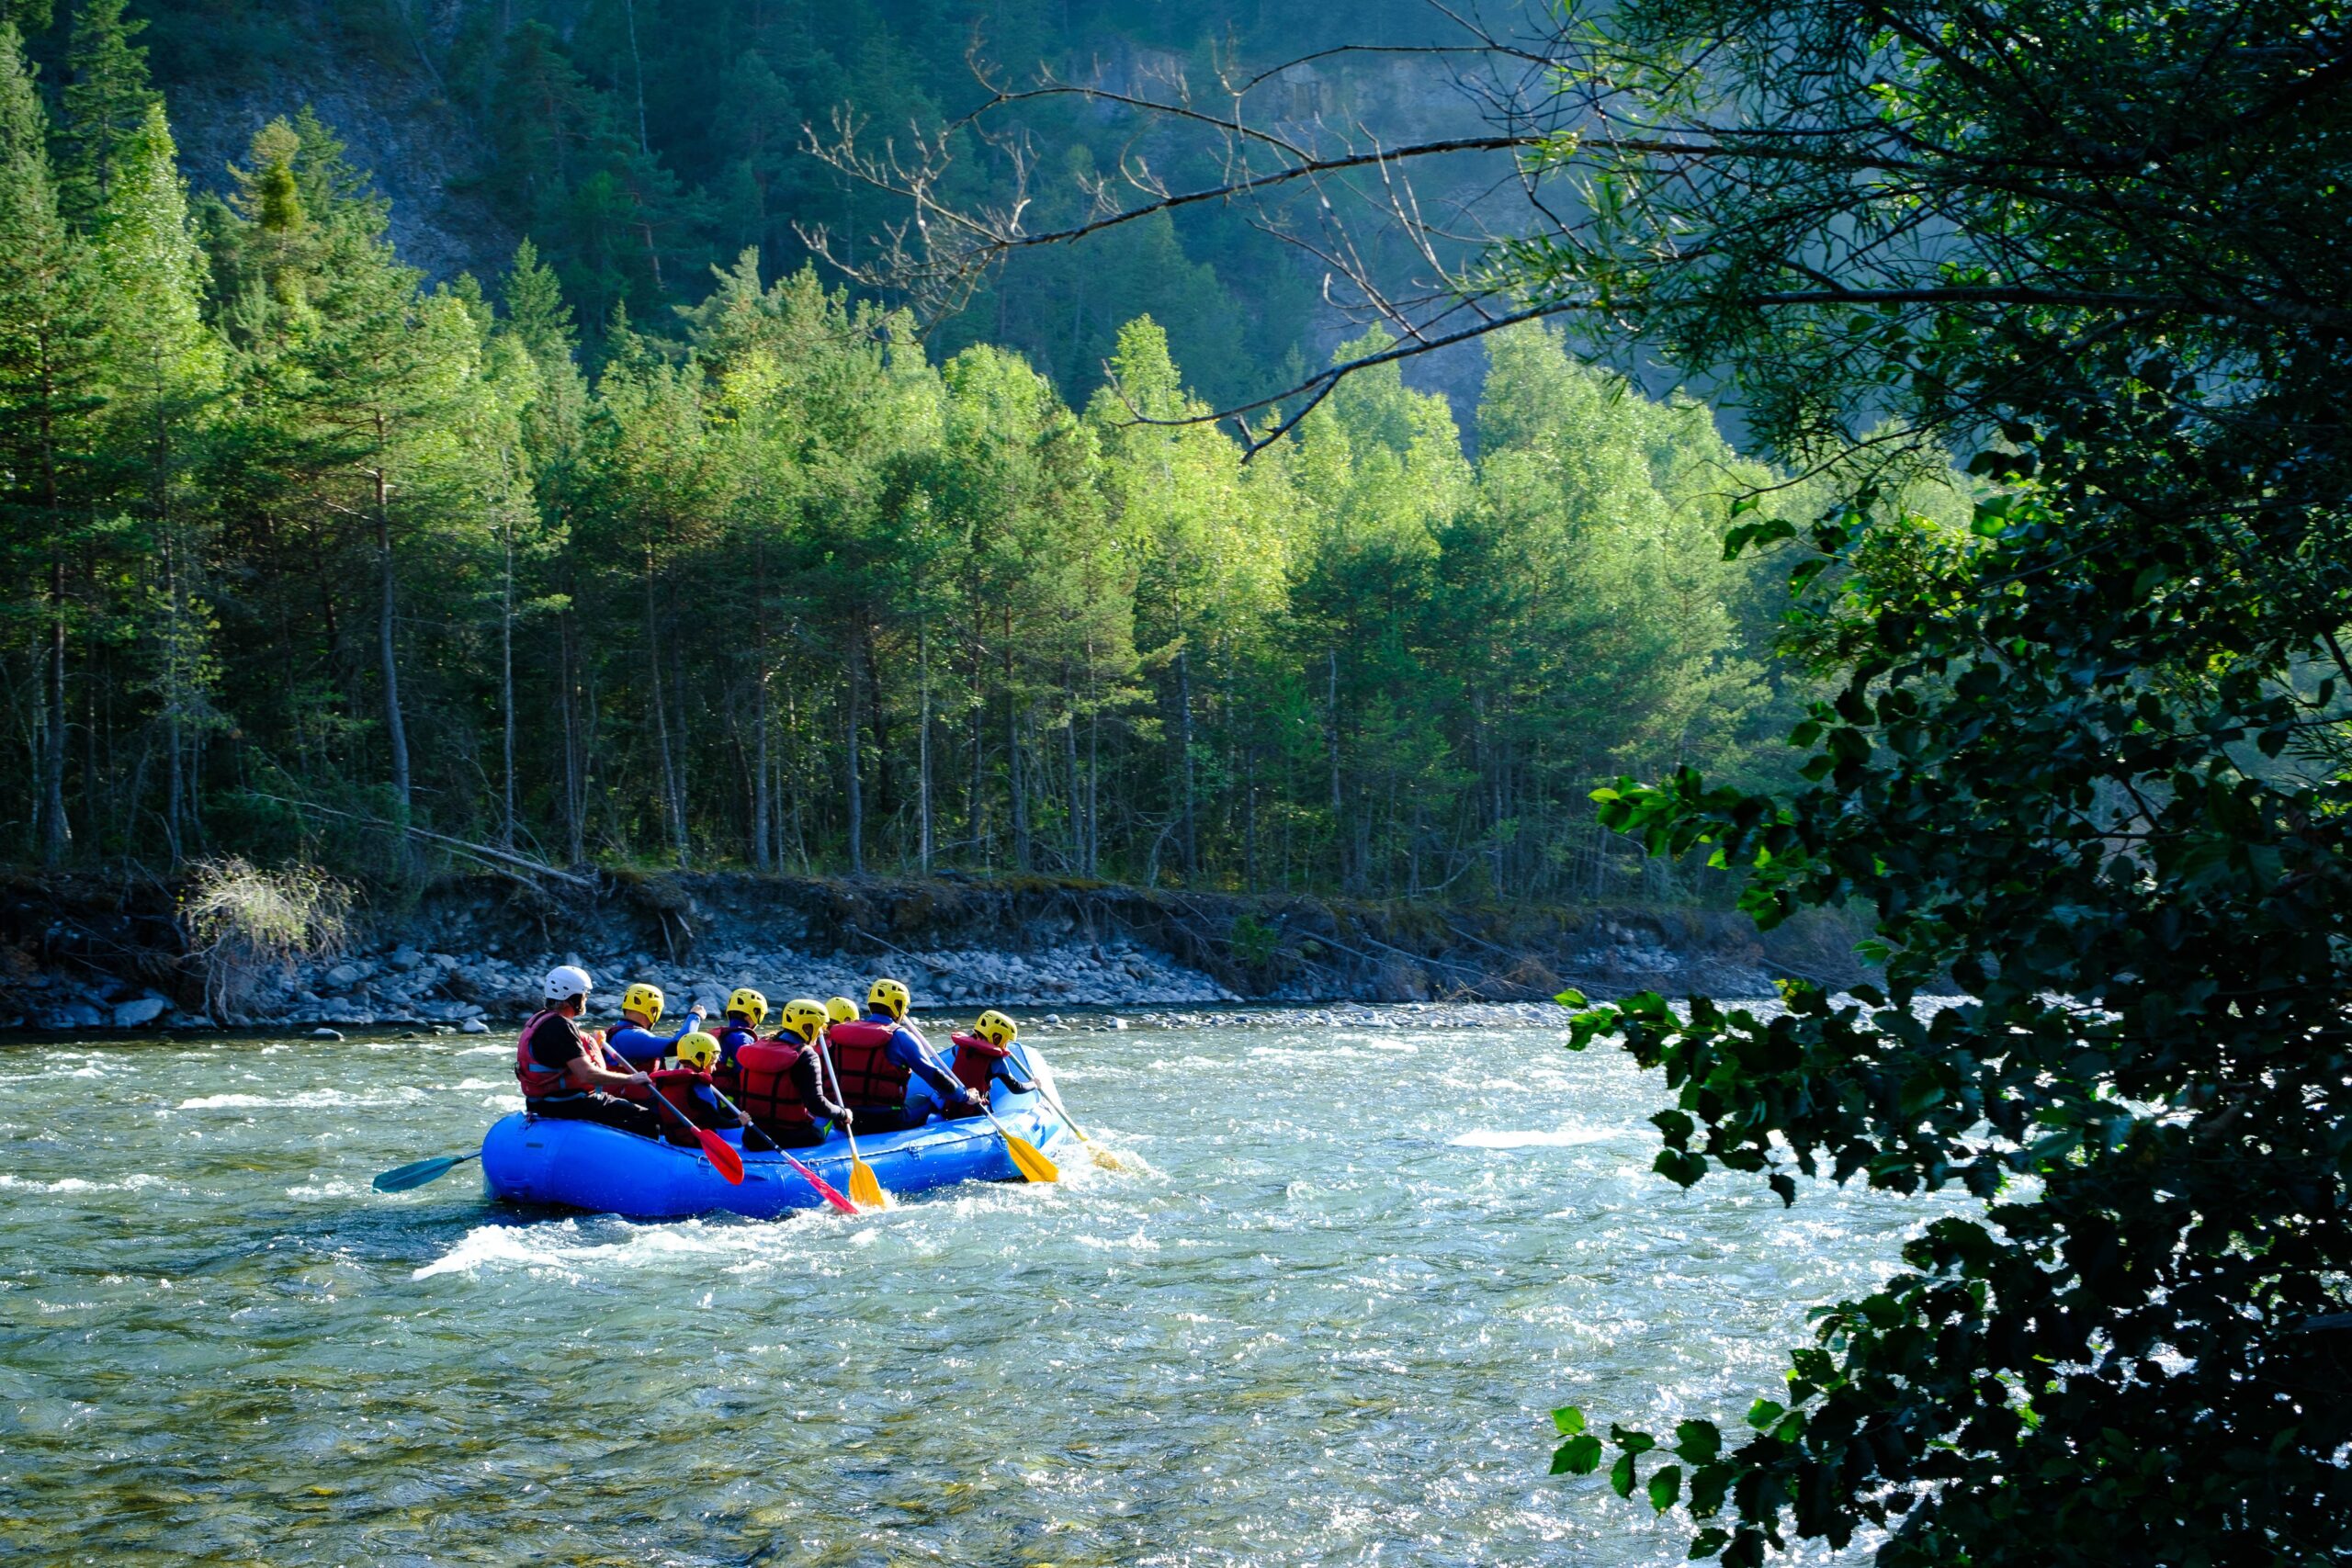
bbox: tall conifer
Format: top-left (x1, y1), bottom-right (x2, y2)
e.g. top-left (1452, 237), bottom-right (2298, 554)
top-left (0, 23), bottom-right (105, 863)
top-left (57, 0), bottom-right (156, 224)
top-left (97, 101), bottom-right (221, 860)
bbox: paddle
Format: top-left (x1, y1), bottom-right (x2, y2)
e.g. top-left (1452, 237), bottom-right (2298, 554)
top-left (978, 1103), bottom-right (1059, 1183)
top-left (809, 1030), bottom-right (888, 1209)
top-left (696, 1077), bottom-right (860, 1216)
top-left (1023, 1066), bottom-right (1124, 1172)
top-left (401, 1032), bottom-right (743, 1187)
top-left (908, 1016), bottom-right (1052, 1182)
top-left (633, 1073), bottom-right (746, 1186)
top-left (373, 1152), bottom-right (478, 1192)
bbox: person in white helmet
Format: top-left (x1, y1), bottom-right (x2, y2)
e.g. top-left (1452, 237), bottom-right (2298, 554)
top-left (511, 964), bottom-right (663, 1137)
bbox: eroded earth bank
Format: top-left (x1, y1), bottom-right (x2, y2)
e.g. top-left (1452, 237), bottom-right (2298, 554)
top-left (0, 871), bottom-right (1862, 1032)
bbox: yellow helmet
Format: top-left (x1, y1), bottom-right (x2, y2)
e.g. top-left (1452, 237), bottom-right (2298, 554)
top-left (826, 996), bottom-right (859, 1024)
top-left (675, 1031), bottom-right (719, 1071)
top-left (726, 987), bottom-right (768, 1028)
top-left (975, 1009), bottom-right (1019, 1048)
top-left (621, 982), bottom-right (665, 1024)
top-left (779, 998), bottom-right (828, 1043)
top-left (868, 976), bottom-right (911, 1019)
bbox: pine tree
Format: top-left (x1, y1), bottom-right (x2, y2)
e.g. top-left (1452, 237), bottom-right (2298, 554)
top-left (96, 100), bottom-right (223, 862)
top-left (0, 24), bottom-right (106, 863)
top-left (56, 0), bottom-right (157, 225)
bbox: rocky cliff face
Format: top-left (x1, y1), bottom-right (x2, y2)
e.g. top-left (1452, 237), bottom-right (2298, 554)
top-left (0, 869), bottom-right (1856, 1032)
top-left (160, 11), bottom-right (515, 284)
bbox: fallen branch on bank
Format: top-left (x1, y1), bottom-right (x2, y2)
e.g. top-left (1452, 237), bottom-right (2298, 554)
top-left (245, 795), bottom-right (597, 891)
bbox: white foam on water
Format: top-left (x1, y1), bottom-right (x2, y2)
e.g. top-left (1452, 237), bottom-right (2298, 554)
top-left (414, 1216), bottom-right (811, 1280)
top-left (0, 1171), bottom-right (171, 1193)
top-left (173, 1087), bottom-right (427, 1111)
top-left (1246, 1042), bottom-right (1419, 1064)
top-left (455, 1044), bottom-right (508, 1057)
top-left (1449, 1124), bottom-right (1619, 1149)
top-left (285, 1179), bottom-right (364, 1200)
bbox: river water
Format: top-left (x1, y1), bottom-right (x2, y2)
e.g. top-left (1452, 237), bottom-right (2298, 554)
top-left (0, 1007), bottom-right (1961, 1565)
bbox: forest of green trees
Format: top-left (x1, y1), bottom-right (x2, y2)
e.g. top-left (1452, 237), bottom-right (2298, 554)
top-left (0, 3), bottom-right (1808, 897)
top-left (122, 0), bottom-right (1460, 407)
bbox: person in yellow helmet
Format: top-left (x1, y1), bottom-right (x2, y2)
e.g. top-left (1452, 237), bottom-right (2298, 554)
top-left (708, 987), bottom-right (769, 1085)
top-left (603, 981), bottom-right (707, 1069)
top-left (730, 998), bottom-right (854, 1148)
top-left (649, 1029), bottom-right (749, 1140)
top-left (825, 996), bottom-right (859, 1025)
top-left (942, 1008), bottom-right (1039, 1119)
top-left (822, 976), bottom-right (978, 1131)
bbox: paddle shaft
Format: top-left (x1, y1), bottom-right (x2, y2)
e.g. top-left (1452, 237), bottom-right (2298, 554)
top-left (1014, 1043), bottom-right (1093, 1142)
top-left (695, 1074), bottom-right (859, 1215)
top-left (809, 1030), bottom-right (890, 1208)
top-left (372, 1151), bottom-right (479, 1191)
top-left (409, 1028), bottom-right (739, 1179)
top-left (808, 1031), bottom-right (865, 1164)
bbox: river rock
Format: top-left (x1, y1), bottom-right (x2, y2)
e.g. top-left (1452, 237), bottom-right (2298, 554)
top-left (311, 1027), bottom-right (344, 1041)
top-left (110, 998), bottom-right (168, 1029)
top-left (460, 1018), bottom-right (490, 1034)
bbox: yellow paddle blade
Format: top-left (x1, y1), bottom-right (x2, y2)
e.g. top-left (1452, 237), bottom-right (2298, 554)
top-left (848, 1158), bottom-right (890, 1210)
top-left (1001, 1127), bottom-right (1060, 1183)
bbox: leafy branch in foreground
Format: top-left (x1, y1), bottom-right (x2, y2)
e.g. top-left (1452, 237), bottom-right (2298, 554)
top-left (1515, 3), bottom-right (2352, 1563)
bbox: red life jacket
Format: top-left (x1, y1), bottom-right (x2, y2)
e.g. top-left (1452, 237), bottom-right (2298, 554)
top-left (615, 1064), bottom-right (711, 1107)
top-left (640, 1066), bottom-right (718, 1124)
top-left (824, 1019), bottom-right (910, 1109)
top-left (735, 1039), bottom-right (814, 1128)
top-left (514, 1010), bottom-right (606, 1099)
top-left (950, 1032), bottom-right (1010, 1097)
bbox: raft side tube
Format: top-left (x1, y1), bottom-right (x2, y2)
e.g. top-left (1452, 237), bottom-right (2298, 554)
top-left (481, 1058), bottom-right (1072, 1219)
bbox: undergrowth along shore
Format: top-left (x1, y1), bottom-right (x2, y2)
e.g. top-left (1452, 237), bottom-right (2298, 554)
top-left (0, 869), bottom-right (1867, 1032)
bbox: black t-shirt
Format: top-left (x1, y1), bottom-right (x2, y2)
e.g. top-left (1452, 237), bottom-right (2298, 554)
top-left (525, 1011), bottom-right (589, 1076)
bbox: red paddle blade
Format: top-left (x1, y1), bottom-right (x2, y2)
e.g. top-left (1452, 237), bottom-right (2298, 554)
top-left (784, 1153), bottom-right (860, 1215)
top-left (696, 1128), bottom-right (746, 1185)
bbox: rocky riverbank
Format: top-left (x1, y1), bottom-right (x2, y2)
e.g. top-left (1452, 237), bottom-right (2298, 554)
top-left (0, 869), bottom-right (1863, 1032)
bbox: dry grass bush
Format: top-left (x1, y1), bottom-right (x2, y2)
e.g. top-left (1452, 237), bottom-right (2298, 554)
top-left (182, 858), bottom-right (353, 1021)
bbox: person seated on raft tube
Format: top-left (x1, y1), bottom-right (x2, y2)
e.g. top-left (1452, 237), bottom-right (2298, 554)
top-left (514, 964), bottom-right (662, 1136)
top-left (707, 988), bottom-right (770, 1093)
top-left (732, 998), bottom-right (855, 1148)
top-left (940, 1009), bottom-right (1039, 1119)
top-left (824, 977), bottom-right (982, 1133)
top-left (655, 1030), bottom-right (750, 1142)
top-left (603, 983), bottom-right (707, 1069)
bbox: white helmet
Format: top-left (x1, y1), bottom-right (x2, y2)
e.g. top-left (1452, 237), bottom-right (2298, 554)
top-left (543, 964), bottom-right (594, 1003)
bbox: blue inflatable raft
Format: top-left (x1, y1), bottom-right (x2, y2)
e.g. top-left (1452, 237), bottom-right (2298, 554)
top-left (480, 1046), bottom-right (1075, 1219)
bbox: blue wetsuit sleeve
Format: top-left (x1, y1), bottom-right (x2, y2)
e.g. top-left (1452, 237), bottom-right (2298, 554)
top-left (611, 1018), bottom-right (702, 1066)
top-left (606, 1024), bottom-right (663, 1066)
top-left (888, 1029), bottom-right (966, 1100)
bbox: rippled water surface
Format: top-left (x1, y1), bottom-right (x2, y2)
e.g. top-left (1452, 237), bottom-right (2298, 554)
top-left (1, 1009), bottom-right (1959, 1565)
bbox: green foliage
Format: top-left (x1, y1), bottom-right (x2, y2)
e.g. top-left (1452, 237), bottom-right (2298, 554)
top-left (0, 19), bottom-right (1790, 910)
top-left (1513, 2), bottom-right (2352, 1562)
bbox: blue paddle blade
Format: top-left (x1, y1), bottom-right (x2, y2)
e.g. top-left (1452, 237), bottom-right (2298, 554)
top-left (373, 1153), bottom-right (477, 1192)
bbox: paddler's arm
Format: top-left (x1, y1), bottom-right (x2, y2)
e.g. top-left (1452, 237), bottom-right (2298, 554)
top-left (891, 1030), bottom-right (983, 1107)
top-left (790, 1050), bottom-right (853, 1123)
top-left (565, 1054), bottom-right (648, 1092)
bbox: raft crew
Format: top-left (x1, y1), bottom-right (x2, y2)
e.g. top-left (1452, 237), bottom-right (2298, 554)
top-left (733, 998), bottom-right (854, 1148)
top-left (603, 982), bottom-right (708, 1068)
top-left (710, 987), bottom-right (769, 1078)
top-left (654, 1030), bottom-right (748, 1138)
top-left (516, 971), bottom-right (1035, 1148)
top-left (514, 964), bottom-right (660, 1136)
top-left (942, 1009), bottom-right (1038, 1119)
top-left (825, 976), bottom-right (983, 1133)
